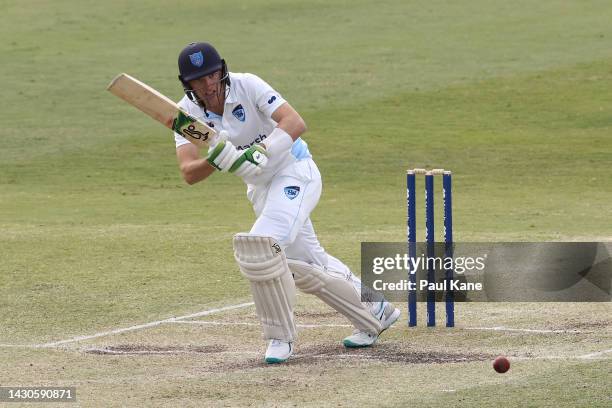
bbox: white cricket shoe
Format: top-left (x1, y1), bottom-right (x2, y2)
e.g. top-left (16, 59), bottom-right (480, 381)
top-left (264, 339), bottom-right (293, 364)
top-left (343, 301), bottom-right (401, 348)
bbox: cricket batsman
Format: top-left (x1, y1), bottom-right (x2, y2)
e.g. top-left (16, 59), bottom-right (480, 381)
top-left (173, 42), bottom-right (400, 363)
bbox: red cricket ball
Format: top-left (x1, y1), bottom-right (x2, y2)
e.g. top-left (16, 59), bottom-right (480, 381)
top-left (493, 356), bottom-right (510, 373)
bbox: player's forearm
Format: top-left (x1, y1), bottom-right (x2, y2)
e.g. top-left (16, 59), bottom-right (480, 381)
top-left (180, 159), bottom-right (216, 185)
top-left (270, 103), bottom-right (307, 142)
top-left (276, 114), bottom-right (306, 140)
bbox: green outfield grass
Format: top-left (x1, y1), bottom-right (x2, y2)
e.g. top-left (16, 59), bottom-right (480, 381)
top-left (1, 0), bottom-right (611, 406)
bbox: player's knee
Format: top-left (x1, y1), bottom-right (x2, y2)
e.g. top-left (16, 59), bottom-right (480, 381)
top-left (287, 259), bottom-right (347, 292)
top-left (233, 233), bottom-right (286, 277)
top-left (287, 259), bottom-right (321, 293)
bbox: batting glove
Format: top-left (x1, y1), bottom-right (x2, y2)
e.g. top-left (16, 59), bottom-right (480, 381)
top-left (229, 144), bottom-right (268, 177)
top-left (206, 131), bottom-right (242, 172)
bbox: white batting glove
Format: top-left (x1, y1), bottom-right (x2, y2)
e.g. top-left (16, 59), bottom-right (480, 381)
top-left (206, 131), bottom-right (242, 172)
top-left (229, 144), bottom-right (269, 177)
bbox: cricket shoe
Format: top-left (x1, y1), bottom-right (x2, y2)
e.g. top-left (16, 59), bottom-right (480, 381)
top-left (264, 339), bottom-right (293, 364)
top-left (342, 301), bottom-right (401, 348)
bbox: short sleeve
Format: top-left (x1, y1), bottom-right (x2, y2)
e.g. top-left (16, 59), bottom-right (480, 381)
top-left (244, 73), bottom-right (287, 118)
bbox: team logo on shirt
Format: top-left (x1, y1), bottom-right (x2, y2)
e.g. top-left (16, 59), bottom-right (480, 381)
top-left (189, 51), bottom-right (204, 67)
top-left (232, 104), bottom-right (246, 122)
top-left (284, 186), bottom-right (300, 200)
top-left (267, 95), bottom-right (277, 104)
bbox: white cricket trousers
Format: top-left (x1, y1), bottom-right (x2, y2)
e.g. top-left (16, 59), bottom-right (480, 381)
top-left (247, 158), bottom-right (350, 273)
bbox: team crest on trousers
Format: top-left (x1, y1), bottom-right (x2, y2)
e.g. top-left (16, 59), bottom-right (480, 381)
top-left (284, 186), bottom-right (300, 200)
top-left (232, 104), bottom-right (246, 122)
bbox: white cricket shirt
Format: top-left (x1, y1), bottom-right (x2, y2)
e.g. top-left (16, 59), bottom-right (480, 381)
top-left (174, 72), bottom-right (310, 182)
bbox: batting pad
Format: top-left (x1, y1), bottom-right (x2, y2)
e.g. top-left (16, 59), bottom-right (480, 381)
top-left (233, 234), bottom-right (297, 342)
top-left (288, 259), bottom-right (382, 336)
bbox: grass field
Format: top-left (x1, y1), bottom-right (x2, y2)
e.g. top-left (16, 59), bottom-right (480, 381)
top-left (1, 0), bottom-right (611, 406)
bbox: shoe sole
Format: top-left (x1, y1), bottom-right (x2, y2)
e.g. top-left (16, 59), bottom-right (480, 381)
top-left (342, 338), bottom-right (375, 348)
top-left (265, 357), bottom-right (288, 364)
top-left (265, 346), bottom-right (293, 364)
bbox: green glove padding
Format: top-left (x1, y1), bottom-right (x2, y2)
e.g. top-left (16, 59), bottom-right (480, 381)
top-left (229, 145), bottom-right (268, 173)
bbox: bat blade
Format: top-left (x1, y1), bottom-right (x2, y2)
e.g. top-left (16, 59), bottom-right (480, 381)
top-left (107, 73), bottom-right (216, 148)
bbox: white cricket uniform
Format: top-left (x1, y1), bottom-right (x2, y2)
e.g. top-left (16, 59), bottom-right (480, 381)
top-left (174, 72), bottom-right (356, 281)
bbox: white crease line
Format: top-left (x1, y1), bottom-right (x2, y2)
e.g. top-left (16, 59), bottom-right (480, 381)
top-left (170, 321), bottom-right (261, 327)
top-left (512, 355), bottom-right (569, 361)
top-left (578, 348), bottom-right (612, 359)
top-left (465, 326), bottom-right (585, 334)
top-left (0, 302), bottom-right (254, 349)
top-left (507, 350), bottom-right (612, 361)
top-left (169, 320), bottom-right (353, 328)
top-left (297, 323), bottom-right (353, 328)
top-left (82, 347), bottom-right (260, 356)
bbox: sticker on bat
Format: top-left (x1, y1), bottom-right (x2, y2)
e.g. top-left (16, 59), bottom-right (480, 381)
top-left (172, 110), bottom-right (211, 141)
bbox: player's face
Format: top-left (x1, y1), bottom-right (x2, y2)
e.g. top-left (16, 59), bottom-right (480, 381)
top-left (189, 71), bottom-right (224, 109)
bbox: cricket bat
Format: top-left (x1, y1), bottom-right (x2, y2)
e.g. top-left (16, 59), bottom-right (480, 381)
top-left (106, 73), bottom-right (217, 148)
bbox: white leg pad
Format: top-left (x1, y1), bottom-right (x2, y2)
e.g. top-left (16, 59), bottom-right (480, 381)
top-left (233, 234), bottom-right (297, 342)
top-left (288, 259), bottom-right (382, 335)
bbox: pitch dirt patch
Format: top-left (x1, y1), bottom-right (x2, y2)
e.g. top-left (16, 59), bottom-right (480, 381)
top-left (84, 344), bottom-right (227, 355)
top-left (218, 342), bottom-right (493, 372)
top-left (295, 343), bottom-right (493, 364)
top-left (82, 342), bottom-right (492, 371)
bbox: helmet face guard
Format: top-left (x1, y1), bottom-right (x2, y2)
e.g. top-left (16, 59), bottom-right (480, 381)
top-left (177, 42), bottom-right (230, 108)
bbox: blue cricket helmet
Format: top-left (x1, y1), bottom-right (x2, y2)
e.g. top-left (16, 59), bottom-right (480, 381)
top-left (178, 42), bottom-right (225, 82)
top-left (177, 42), bottom-right (230, 107)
